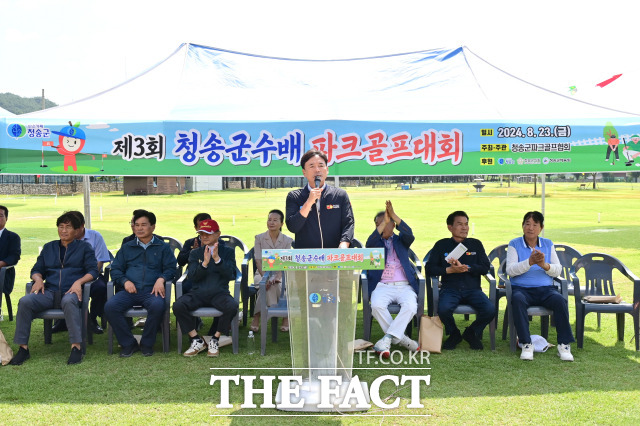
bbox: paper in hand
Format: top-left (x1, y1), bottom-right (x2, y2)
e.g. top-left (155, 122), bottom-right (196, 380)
top-left (447, 243), bottom-right (468, 262)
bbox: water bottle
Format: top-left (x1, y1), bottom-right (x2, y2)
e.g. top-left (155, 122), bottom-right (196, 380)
top-left (247, 331), bottom-right (255, 355)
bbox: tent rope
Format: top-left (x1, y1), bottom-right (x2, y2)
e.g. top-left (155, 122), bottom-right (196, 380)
top-left (463, 46), bottom-right (640, 117)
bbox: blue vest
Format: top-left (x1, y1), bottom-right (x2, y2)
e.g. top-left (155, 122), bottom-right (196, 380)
top-left (508, 236), bottom-right (554, 287)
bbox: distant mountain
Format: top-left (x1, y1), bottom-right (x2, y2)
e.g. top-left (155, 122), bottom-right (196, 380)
top-left (0, 92), bottom-right (57, 115)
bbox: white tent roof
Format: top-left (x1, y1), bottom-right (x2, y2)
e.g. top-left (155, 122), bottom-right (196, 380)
top-left (22, 43), bottom-right (639, 122)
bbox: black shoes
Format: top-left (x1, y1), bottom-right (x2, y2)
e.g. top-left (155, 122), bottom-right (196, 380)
top-left (9, 346), bottom-right (85, 365)
top-left (442, 330), bottom-right (463, 350)
top-left (67, 346), bottom-right (83, 365)
top-left (462, 327), bottom-right (484, 350)
top-left (9, 347), bottom-right (30, 365)
top-left (120, 342), bottom-right (153, 357)
top-left (119, 342), bottom-right (140, 357)
top-left (140, 345), bottom-right (154, 357)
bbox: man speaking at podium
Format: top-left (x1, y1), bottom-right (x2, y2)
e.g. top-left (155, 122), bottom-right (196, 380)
top-left (286, 149), bottom-right (354, 248)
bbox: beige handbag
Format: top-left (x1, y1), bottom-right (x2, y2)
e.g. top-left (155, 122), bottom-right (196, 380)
top-left (0, 329), bottom-right (13, 365)
top-left (418, 315), bottom-right (443, 354)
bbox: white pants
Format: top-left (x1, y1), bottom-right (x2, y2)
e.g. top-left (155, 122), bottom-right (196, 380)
top-left (370, 283), bottom-right (417, 340)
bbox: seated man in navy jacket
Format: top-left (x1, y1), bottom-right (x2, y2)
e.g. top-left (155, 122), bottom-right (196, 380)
top-left (105, 210), bottom-right (177, 357)
top-left (425, 211), bottom-right (495, 350)
top-left (10, 212), bottom-right (98, 365)
top-left (366, 201), bottom-right (419, 356)
top-left (0, 205), bottom-right (21, 316)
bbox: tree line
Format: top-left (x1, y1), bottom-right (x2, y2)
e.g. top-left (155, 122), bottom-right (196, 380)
top-left (0, 92), bottom-right (57, 115)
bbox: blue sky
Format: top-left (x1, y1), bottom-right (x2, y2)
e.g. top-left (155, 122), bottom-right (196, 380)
top-left (1, 0), bottom-right (637, 110)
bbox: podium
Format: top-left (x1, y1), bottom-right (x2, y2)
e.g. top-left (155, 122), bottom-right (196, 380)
top-left (262, 248), bottom-right (384, 412)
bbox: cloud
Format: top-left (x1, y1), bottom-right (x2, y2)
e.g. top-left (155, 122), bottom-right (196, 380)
top-left (109, 128), bottom-right (119, 132)
top-left (86, 123), bottom-right (111, 129)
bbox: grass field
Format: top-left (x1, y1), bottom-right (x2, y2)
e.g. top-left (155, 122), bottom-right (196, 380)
top-left (1, 181), bottom-right (639, 424)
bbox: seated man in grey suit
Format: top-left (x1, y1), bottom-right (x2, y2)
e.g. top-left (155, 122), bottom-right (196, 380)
top-left (10, 212), bottom-right (97, 365)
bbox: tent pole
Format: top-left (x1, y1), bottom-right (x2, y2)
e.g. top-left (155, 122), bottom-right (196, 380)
top-left (541, 174), bottom-right (545, 238)
top-left (83, 176), bottom-right (92, 229)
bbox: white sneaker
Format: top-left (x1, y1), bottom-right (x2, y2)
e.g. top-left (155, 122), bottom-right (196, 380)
top-left (397, 335), bottom-right (419, 352)
top-left (183, 337), bottom-right (207, 357)
top-left (373, 334), bottom-right (393, 357)
top-left (557, 344), bottom-right (574, 362)
top-left (520, 343), bottom-right (534, 361)
top-left (208, 339), bottom-right (219, 357)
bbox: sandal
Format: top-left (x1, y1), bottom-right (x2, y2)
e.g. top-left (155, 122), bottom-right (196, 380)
top-left (280, 319), bottom-right (289, 332)
top-left (250, 317), bottom-right (260, 332)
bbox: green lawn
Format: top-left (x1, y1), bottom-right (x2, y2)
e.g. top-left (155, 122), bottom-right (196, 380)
top-left (1, 181), bottom-right (639, 424)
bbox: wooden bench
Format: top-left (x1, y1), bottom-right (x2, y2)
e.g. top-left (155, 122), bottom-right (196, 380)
top-left (578, 183), bottom-right (586, 190)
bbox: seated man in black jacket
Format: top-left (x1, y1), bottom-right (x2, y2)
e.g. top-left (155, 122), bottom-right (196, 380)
top-left (425, 211), bottom-right (495, 350)
top-left (176, 212), bottom-right (212, 293)
top-left (172, 219), bottom-right (237, 357)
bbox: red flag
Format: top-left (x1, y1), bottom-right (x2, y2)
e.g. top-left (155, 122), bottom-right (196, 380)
top-left (596, 74), bottom-right (622, 88)
top-left (43, 140), bottom-right (54, 146)
top-left (102, 154), bottom-right (108, 158)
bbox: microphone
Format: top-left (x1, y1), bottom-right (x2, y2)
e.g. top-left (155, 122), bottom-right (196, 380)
top-left (314, 175), bottom-right (324, 248)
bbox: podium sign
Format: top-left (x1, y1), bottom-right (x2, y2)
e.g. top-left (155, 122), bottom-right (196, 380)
top-left (263, 248), bottom-right (384, 412)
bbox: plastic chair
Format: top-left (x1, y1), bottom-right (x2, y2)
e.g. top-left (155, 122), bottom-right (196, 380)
top-left (344, 238), bottom-right (363, 303)
top-left (213, 235), bottom-right (248, 333)
top-left (243, 244), bottom-right (291, 355)
top-left (555, 244), bottom-right (583, 294)
top-left (240, 236), bottom-right (291, 328)
top-left (0, 265), bottom-right (15, 321)
top-left (106, 280), bottom-right (172, 354)
top-left (24, 281), bottom-right (91, 354)
top-left (423, 250), bottom-right (497, 350)
top-left (258, 270), bottom-right (289, 355)
top-left (174, 272), bottom-right (241, 354)
top-left (487, 244), bottom-right (508, 340)
top-left (86, 250), bottom-right (116, 335)
top-left (162, 236), bottom-right (185, 280)
top-left (500, 259), bottom-right (569, 351)
top-left (572, 253), bottom-right (640, 350)
top-left (241, 248), bottom-right (258, 327)
top-left (362, 248), bottom-right (425, 341)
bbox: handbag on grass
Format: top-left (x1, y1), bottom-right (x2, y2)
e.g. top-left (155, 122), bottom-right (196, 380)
top-left (418, 315), bottom-right (443, 354)
top-left (0, 329), bottom-right (13, 365)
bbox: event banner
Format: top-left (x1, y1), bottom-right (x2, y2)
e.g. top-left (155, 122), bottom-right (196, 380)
top-left (2, 118), bottom-right (639, 176)
top-left (262, 248), bottom-right (385, 271)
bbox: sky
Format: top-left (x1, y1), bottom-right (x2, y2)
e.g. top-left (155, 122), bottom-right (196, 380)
top-left (1, 0), bottom-right (638, 111)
